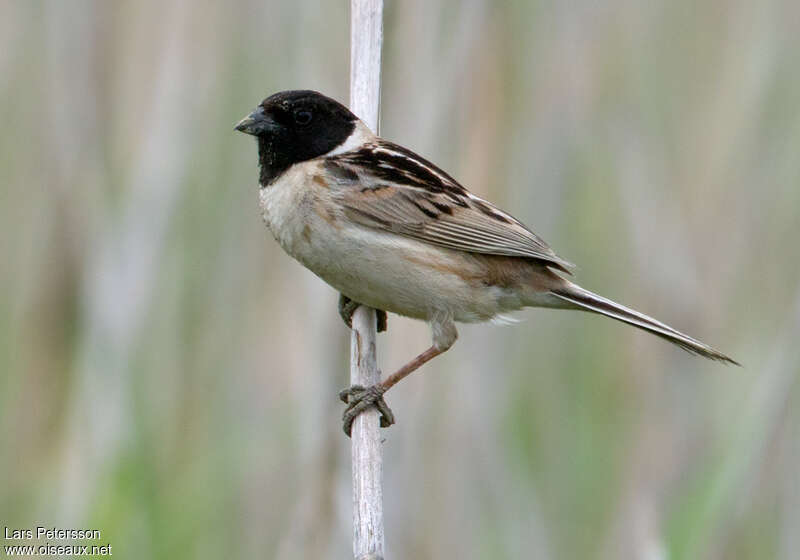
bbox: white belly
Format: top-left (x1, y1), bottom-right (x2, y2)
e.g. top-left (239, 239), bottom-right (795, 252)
top-left (258, 165), bottom-right (515, 322)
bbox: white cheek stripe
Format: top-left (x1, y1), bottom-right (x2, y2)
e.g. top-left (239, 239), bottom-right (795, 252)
top-left (326, 121), bottom-right (376, 156)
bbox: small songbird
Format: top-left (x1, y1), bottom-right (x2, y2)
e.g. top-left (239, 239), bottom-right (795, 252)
top-left (235, 90), bottom-right (737, 435)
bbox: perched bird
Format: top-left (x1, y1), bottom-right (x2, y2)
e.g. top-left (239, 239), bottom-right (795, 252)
top-left (235, 90), bottom-right (737, 435)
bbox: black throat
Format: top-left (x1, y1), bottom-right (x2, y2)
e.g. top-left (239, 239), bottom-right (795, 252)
top-left (252, 92), bottom-right (357, 187)
top-left (258, 137), bottom-right (293, 187)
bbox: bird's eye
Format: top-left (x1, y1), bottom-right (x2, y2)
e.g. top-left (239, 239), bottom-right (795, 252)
top-left (294, 109), bottom-right (313, 126)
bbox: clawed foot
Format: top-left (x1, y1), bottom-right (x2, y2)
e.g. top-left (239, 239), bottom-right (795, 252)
top-left (338, 294), bottom-right (387, 332)
top-left (339, 384), bottom-right (395, 437)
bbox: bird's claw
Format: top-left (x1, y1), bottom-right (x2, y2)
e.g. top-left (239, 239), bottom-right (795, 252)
top-left (339, 384), bottom-right (395, 437)
top-left (338, 294), bottom-right (387, 332)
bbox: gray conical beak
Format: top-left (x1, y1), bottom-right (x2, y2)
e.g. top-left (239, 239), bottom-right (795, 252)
top-left (234, 106), bottom-right (275, 135)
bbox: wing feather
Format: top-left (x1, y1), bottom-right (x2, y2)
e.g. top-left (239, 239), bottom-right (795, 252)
top-left (326, 141), bottom-right (573, 272)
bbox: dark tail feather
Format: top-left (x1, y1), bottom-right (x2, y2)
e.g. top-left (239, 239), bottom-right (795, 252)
top-left (550, 283), bottom-right (739, 365)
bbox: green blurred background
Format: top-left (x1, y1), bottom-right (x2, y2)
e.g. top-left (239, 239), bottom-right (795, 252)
top-left (2, 0), bottom-right (799, 558)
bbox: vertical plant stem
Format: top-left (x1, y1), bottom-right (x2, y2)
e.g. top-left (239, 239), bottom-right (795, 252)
top-left (349, 2), bottom-right (384, 559)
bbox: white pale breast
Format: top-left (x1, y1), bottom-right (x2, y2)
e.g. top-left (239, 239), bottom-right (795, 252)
top-left (259, 161), bottom-right (542, 323)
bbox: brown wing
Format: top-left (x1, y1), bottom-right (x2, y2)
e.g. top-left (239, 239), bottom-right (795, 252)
top-left (324, 141), bottom-right (573, 273)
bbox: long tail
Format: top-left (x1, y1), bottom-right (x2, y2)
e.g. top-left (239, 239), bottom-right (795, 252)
top-left (550, 283), bottom-right (739, 365)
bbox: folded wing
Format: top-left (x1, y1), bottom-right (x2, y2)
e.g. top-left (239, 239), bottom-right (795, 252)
top-left (325, 140), bottom-right (573, 273)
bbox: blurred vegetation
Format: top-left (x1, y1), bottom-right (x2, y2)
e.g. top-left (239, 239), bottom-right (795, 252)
top-left (1, 0), bottom-right (799, 558)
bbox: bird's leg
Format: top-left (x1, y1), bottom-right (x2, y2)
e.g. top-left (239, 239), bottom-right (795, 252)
top-left (340, 317), bottom-right (457, 436)
top-left (339, 384), bottom-right (395, 436)
top-left (338, 293), bottom-right (387, 332)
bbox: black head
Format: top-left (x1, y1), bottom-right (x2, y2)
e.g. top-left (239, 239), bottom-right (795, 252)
top-left (235, 90), bottom-right (358, 185)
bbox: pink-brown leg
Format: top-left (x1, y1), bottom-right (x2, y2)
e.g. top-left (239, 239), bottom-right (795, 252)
top-left (380, 345), bottom-right (445, 391)
top-left (340, 317), bottom-right (457, 436)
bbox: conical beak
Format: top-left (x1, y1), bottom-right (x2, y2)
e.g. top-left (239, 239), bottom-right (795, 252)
top-left (234, 106), bottom-right (275, 135)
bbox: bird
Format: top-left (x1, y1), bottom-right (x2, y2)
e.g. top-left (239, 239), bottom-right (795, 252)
top-left (235, 89), bottom-right (738, 436)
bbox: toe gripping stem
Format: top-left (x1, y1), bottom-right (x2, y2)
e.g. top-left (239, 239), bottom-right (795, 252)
top-left (339, 384), bottom-right (395, 437)
top-left (339, 294), bottom-right (387, 332)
